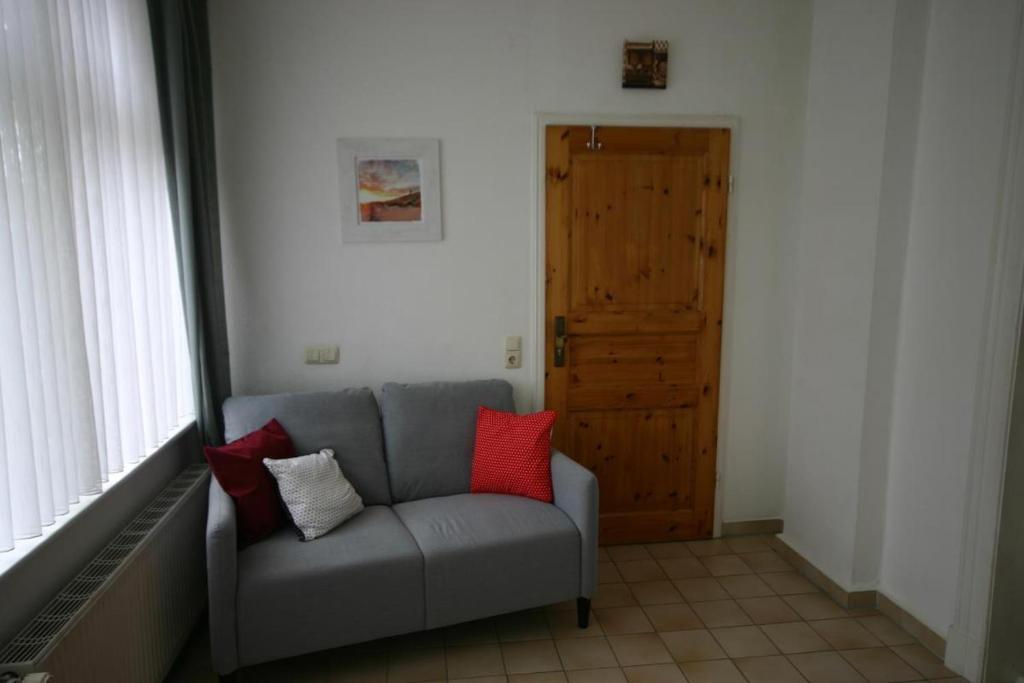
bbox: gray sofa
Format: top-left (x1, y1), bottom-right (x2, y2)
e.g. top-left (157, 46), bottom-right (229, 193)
top-left (205, 379), bottom-right (598, 675)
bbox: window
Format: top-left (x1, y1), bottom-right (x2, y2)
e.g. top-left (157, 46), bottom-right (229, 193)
top-left (0, 0), bottom-right (193, 551)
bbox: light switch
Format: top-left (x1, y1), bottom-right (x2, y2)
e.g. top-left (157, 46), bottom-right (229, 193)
top-left (505, 336), bottom-right (522, 369)
top-left (305, 345), bottom-right (340, 365)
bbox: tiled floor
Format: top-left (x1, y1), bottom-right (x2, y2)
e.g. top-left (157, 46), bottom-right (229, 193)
top-left (166, 535), bottom-right (967, 682)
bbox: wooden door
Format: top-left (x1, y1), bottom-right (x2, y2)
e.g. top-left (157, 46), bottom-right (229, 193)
top-left (544, 125), bottom-right (730, 544)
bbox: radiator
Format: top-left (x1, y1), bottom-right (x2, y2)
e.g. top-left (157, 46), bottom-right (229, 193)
top-left (0, 464), bottom-right (209, 683)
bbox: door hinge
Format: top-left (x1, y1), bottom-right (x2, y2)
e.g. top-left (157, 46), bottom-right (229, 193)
top-left (728, 175), bottom-right (734, 194)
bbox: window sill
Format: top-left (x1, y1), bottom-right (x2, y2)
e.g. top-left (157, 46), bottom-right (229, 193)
top-left (0, 419), bottom-right (198, 580)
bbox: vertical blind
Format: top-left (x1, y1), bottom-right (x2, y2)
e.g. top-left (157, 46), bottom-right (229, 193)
top-left (0, 0), bottom-right (193, 551)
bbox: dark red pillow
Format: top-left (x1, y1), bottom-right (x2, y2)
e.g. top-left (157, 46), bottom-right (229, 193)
top-left (204, 419), bottom-right (296, 545)
top-left (470, 406), bottom-right (558, 502)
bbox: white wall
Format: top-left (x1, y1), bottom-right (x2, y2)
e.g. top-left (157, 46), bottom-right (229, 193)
top-left (208, 0), bottom-right (813, 524)
top-left (781, 0), bottom-right (1022, 643)
top-left (851, 0), bottom-right (929, 588)
top-left (781, 0), bottom-right (899, 589)
top-left (879, 0), bottom-right (1021, 636)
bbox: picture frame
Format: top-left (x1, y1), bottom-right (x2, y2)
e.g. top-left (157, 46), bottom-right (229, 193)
top-left (337, 137), bottom-right (442, 242)
top-left (622, 40), bottom-right (669, 89)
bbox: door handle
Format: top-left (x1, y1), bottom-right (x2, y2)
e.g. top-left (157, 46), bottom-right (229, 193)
top-left (554, 316), bottom-right (567, 367)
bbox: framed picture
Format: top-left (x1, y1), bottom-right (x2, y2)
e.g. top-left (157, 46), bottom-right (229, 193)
top-left (622, 40), bottom-right (668, 89)
top-left (337, 138), bottom-right (442, 242)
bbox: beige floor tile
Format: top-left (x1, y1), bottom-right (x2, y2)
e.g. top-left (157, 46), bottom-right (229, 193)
top-left (501, 640), bottom-right (563, 675)
top-left (593, 583), bottom-right (639, 608)
top-left (556, 637), bottom-right (618, 670)
top-left (508, 673), bottom-right (568, 683)
top-left (597, 547), bottom-right (611, 561)
top-left (725, 536), bottom-right (773, 554)
top-left (628, 580), bottom-right (683, 605)
top-left (548, 599), bottom-right (582, 614)
top-left (678, 659), bottom-right (747, 683)
top-left (244, 656), bottom-right (324, 683)
top-left (599, 562), bottom-right (623, 584)
top-left (594, 606), bottom-right (655, 635)
top-left (809, 618), bottom-right (883, 649)
top-left (685, 539), bottom-right (732, 556)
top-left (607, 545), bottom-right (653, 562)
top-left (566, 668), bottom-right (627, 683)
top-left (388, 628), bottom-right (446, 651)
top-left (616, 560), bottom-right (668, 583)
top-left (760, 622), bottom-right (831, 654)
top-left (891, 644), bottom-right (956, 679)
top-left (711, 625), bottom-right (779, 658)
top-left (856, 618), bottom-right (921, 647)
top-left (718, 574), bottom-right (774, 598)
top-left (642, 603), bottom-right (703, 632)
top-left (672, 577), bottom-right (730, 603)
top-left (446, 644), bottom-right (507, 679)
top-left (446, 618), bottom-right (500, 645)
top-left (739, 551), bottom-right (793, 573)
top-left (386, 647), bottom-right (446, 682)
top-left (733, 654), bottom-right (806, 682)
top-left (606, 634), bottom-right (674, 666)
top-left (325, 643), bottom-right (389, 683)
top-left (658, 629), bottom-right (726, 662)
top-left (498, 610), bottom-right (553, 642)
top-left (758, 571), bottom-right (819, 595)
top-left (840, 647), bottom-right (923, 683)
top-left (700, 554), bottom-right (753, 577)
top-left (621, 662), bottom-right (687, 683)
top-left (657, 557), bottom-right (710, 579)
top-left (645, 542), bottom-right (692, 559)
top-left (737, 596), bottom-right (802, 624)
top-left (782, 593), bottom-right (848, 620)
top-left (788, 651), bottom-right (868, 682)
top-left (548, 610), bottom-right (604, 639)
top-left (691, 599), bottom-right (753, 628)
top-left (449, 677), bottom-right (508, 683)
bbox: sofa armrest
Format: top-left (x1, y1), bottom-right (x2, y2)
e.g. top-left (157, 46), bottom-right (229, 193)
top-left (551, 449), bottom-right (599, 597)
top-left (206, 475), bottom-right (239, 674)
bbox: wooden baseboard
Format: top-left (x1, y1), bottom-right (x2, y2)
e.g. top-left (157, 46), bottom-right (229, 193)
top-left (769, 537), bottom-right (875, 609)
top-left (877, 593), bottom-right (946, 659)
top-left (769, 536), bottom-right (946, 658)
top-left (720, 518), bottom-right (784, 536)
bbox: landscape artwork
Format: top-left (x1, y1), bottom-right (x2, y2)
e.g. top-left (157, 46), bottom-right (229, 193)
top-left (357, 159), bottom-right (422, 223)
top-left (338, 138), bottom-right (441, 242)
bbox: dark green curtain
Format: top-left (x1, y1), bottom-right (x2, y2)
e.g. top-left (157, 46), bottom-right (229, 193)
top-left (148, 0), bottom-right (231, 445)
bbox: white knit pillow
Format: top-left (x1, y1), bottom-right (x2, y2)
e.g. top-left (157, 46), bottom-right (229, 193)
top-left (263, 449), bottom-right (364, 541)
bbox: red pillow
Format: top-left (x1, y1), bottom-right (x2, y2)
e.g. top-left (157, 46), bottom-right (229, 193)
top-left (204, 419), bottom-right (296, 545)
top-left (470, 406), bottom-right (558, 502)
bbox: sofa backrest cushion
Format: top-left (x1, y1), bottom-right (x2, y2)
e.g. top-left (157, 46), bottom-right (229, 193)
top-left (380, 380), bottom-right (515, 502)
top-left (223, 389), bottom-right (391, 505)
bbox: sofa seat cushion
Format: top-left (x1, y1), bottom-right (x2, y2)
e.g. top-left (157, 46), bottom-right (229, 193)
top-left (393, 493), bottom-right (580, 628)
top-left (235, 505), bottom-right (424, 667)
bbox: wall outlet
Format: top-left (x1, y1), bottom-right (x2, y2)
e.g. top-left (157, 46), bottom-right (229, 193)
top-left (305, 345), bottom-right (340, 365)
top-left (505, 336), bottom-right (522, 369)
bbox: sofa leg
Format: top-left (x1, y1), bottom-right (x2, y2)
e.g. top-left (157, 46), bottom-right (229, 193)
top-left (577, 597), bottom-right (591, 628)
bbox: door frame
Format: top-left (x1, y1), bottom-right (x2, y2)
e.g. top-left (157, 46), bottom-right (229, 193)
top-left (947, 8), bottom-right (1024, 677)
top-left (531, 112), bottom-right (740, 538)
